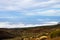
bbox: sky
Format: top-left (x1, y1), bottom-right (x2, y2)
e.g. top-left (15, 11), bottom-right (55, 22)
top-left (0, 0), bottom-right (60, 28)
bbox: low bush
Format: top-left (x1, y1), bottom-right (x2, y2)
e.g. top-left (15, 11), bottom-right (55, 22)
top-left (50, 29), bottom-right (60, 38)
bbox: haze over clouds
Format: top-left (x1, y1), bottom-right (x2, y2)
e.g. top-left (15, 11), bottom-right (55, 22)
top-left (0, 0), bottom-right (60, 28)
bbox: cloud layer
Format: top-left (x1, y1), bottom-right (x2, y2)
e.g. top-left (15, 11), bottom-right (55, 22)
top-left (0, 21), bottom-right (58, 28)
top-left (0, 0), bottom-right (60, 16)
top-left (0, 0), bottom-right (60, 10)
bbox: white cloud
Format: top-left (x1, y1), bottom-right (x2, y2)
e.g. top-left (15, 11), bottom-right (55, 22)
top-left (43, 21), bottom-right (58, 25)
top-left (0, 16), bottom-right (17, 18)
top-left (0, 22), bottom-right (25, 28)
top-left (0, 21), bottom-right (58, 28)
top-left (0, 22), bottom-right (31, 28)
top-left (0, 0), bottom-right (34, 10)
top-left (0, 0), bottom-right (60, 16)
top-left (51, 4), bottom-right (60, 8)
top-left (37, 19), bottom-right (45, 21)
top-left (0, 0), bottom-right (60, 11)
top-left (24, 10), bottom-right (60, 16)
top-left (37, 18), bottom-right (50, 21)
top-left (37, 10), bottom-right (60, 16)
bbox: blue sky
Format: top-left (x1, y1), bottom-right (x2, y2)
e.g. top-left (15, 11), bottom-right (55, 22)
top-left (0, 0), bottom-right (60, 28)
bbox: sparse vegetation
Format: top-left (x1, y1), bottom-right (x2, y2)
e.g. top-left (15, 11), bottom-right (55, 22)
top-left (50, 29), bottom-right (60, 38)
top-left (0, 24), bottom-right (60, 40)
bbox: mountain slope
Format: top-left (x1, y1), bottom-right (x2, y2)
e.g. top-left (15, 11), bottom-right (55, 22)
top-left (0, 23), bottom-right (60, 40)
